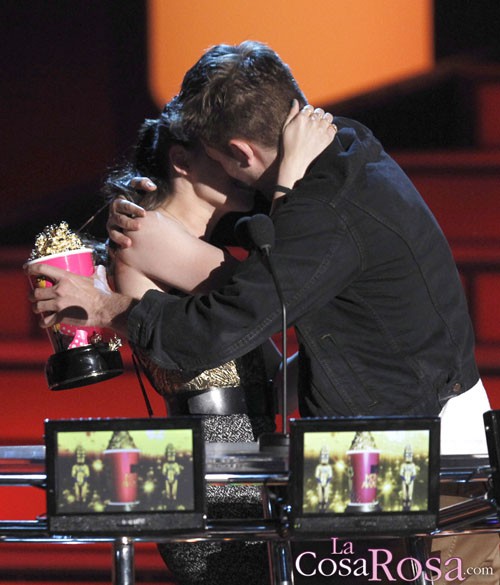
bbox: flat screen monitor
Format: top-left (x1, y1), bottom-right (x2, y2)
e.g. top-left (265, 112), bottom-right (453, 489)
top-left (289, 416), bottom-right (440, 537)
top-left (45, 417), bottom-right (205, 536)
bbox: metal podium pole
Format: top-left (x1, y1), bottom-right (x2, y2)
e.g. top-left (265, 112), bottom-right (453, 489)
top-left (262, 487), bottom-right (294, 585)
top-left (112, 537), bottom-right (135, 585)
top-left (405, 536), bottom-right (432, 585)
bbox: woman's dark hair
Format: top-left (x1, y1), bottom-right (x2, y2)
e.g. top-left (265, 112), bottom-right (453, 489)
top-left (103, 99), bottom-right (194, 211)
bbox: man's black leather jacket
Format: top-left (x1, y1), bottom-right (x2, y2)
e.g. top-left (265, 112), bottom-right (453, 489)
top-left (128, 118), bottom-right (479, 417)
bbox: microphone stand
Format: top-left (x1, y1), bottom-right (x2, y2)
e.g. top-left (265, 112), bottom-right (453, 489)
top-left (259, 248), bottom-right (293, 585)
top-left (260, 245), bottom-right (289, 439)
top-left (250, 224), bottom-right (293, 585)
top-left (234, 214), bottom-right (289, 445)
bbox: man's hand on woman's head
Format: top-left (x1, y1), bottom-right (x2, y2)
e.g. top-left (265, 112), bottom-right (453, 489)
top-left (106, 177), bottom-right (156, 248)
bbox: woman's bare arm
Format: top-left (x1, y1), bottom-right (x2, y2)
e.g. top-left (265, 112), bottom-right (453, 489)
top-left (113, 211), bottom-right (238, 299)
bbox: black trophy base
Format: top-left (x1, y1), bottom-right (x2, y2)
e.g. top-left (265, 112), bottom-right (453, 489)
top-left (46, 344), bottom-right (123, 391)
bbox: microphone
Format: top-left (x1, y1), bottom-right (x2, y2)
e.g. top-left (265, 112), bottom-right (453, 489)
top-left (235, 213), bottom-right (275, 254)
top-left (234, 214), bottom-right (274, 254)
top-left (234, 214), bottom-right (289, 436)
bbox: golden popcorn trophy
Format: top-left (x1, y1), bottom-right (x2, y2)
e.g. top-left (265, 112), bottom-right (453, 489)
top-left (27, 222), bottom-right (123, 390)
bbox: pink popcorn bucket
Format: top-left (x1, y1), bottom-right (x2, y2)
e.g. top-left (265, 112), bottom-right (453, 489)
top-left (346, 449), bottom-right (381, 513)
top-left (27, 249), bottom-right (96, 350)
top-left (104, 449), bottom-right (140, 506)
top-left (26, 249), bottom-right (123, 390)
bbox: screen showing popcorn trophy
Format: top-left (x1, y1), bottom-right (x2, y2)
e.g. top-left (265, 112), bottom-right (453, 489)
top-left (26, 222), bottom-right (123, 390)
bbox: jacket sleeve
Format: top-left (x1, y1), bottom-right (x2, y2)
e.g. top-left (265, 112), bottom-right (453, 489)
top-left (127, 147), bottom-right (362, 371)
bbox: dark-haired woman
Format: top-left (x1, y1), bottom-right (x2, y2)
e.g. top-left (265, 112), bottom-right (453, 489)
top-left (106, 100), bottom-right (336, 585)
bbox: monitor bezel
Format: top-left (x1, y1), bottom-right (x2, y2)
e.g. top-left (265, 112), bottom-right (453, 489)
top-left (44, 417), bottom-right (206, 536)
top-left (289, 416), bottom-right (441, 537)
